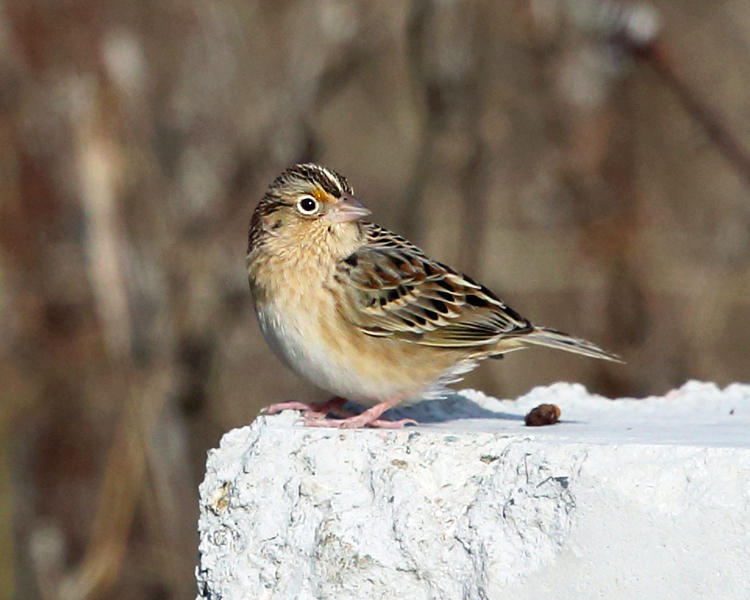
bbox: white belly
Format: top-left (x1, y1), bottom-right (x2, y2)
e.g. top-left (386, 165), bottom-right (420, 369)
top-left (255, 301), bottom-right (401, 404)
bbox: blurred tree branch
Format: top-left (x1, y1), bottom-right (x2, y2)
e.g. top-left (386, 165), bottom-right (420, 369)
top-left (633, 40), bottom-right (750, 188)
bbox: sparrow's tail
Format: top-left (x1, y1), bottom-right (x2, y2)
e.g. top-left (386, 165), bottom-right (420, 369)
top-left (519, 327), bottom-right (623, 363)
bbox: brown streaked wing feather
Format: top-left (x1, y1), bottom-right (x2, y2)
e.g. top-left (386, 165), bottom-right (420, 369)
top-left (335, 223), bottom-right (532, 347)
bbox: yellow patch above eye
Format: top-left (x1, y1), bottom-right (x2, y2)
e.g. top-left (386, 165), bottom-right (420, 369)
top-left (311, 187), bottom-right (334, 204)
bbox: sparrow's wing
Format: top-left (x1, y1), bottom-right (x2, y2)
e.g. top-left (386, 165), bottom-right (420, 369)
top-left (334, 223), bottom-right (533, 348)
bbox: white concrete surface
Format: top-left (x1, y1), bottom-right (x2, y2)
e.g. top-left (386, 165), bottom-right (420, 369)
top-left (195, 381), bottom-right (750, 599)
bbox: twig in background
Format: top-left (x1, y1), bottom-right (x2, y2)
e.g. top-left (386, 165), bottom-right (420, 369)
top-left (595, 0), bottom-right (750, 188)
top-left (633, 40), bottom-right (750, 188)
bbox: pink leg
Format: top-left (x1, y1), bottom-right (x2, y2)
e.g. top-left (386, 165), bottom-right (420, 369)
top-left (305, 396), bottom-right (417, 429)
top-left (302, 398), bottom-right (355, 420)
top-left (264, 397), bottom-right (365, 423)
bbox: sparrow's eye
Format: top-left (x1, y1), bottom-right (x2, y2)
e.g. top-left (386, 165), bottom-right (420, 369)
top-left (296, 196), bottom-right (319, 215)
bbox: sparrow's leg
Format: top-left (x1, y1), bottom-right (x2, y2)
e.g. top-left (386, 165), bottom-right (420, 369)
top-left (300, 397), bottom-right (354, 420)
top-left (305, 396), bottom-right (417, 429)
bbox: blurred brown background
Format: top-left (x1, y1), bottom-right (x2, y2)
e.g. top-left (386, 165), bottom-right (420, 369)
top-left (1, 0), bottom-right (748, 598)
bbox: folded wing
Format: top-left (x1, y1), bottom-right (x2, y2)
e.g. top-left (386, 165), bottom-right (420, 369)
top-left (334, 223), bottom-right (533, 348)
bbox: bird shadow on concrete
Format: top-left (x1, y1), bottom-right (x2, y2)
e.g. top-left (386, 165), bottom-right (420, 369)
top-left (346, 391), bottom-right (526, 425)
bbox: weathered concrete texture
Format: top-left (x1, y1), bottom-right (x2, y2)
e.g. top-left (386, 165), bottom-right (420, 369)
top-left (196, 382), bottom-right (750, 599)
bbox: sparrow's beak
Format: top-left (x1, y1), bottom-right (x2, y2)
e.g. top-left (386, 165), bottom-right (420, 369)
top-left (328, 194), bottom-right (371, 223)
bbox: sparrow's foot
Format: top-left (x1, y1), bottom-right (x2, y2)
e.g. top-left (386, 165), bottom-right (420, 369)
top-left (303, 396), bottom-right (417, 429)
top-left (299, 397), bottom-right (356, 420)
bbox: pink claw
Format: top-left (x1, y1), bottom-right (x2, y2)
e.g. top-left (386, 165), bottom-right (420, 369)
top-left (303, 396), bottom-right (417, 429)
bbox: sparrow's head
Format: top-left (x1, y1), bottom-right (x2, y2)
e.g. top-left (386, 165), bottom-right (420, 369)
top-left (248, 164), bottom-right (370, 256)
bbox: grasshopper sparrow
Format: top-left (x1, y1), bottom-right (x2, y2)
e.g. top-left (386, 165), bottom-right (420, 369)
top-left (247, 164), bottom-right (620, 428)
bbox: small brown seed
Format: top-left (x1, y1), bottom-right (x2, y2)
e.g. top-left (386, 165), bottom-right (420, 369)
top-left (524, 403), bottom-right (561, 427)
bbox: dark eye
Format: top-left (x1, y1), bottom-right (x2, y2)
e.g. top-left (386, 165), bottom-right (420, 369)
top-left (296, 196), bottom-right (319, 215)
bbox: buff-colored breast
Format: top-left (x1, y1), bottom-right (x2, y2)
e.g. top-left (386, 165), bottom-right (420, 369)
top-left (250, 249), bottom-right (468, 406)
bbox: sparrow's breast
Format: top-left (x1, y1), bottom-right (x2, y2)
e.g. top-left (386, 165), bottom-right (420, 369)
top-left (254, 292), bottom-right (389, 403)
top-left (249, 251), bottom-right (471, 405)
